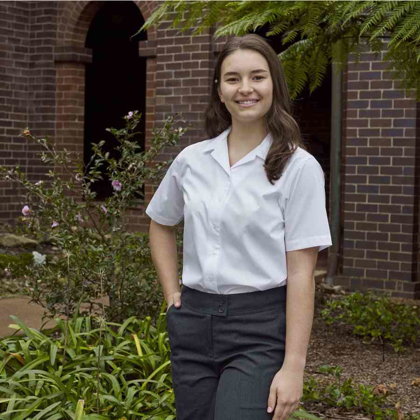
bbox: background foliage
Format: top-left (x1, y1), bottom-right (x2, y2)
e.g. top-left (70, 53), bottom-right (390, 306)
top-left (140, 1), bottom-right (420, 100)
top-left (0, 112), bottom-right (187, 323)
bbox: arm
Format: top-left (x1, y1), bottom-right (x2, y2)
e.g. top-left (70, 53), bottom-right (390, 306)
top-left (268, 246), bottom-right (318, 420)
top-left (149, 219), bottom-right (181, 307)
top-left (283, 246), bottom-right (318, 372)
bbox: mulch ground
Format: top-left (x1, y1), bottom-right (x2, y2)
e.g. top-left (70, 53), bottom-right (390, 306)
top-left (303, 291), bottom-right (420, 419)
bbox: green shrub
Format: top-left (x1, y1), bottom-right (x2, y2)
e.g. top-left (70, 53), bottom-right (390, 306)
top-left (321, 291), bottom-right (420, 358)
top-left (0, 306), bottom-right (175, 419)
top-left (0, 112), bottom-right (186, 322)
top-left (0, 253), bottom-right (34, 277)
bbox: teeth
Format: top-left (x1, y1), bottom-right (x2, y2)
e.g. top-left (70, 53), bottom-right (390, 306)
top-left (238, 100), bottom-right (258, 104)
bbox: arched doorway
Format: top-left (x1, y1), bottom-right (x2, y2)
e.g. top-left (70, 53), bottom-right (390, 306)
top-left (84, 1), bottom-right (147, 200)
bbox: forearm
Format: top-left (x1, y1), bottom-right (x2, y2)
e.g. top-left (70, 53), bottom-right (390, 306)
top-left (149, 220), bottom-right (181, 305)
top-left (283, 273), bottom-right (315, 372)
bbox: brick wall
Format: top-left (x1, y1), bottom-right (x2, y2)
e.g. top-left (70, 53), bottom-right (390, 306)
top-left (1, 3), bottom-right (420, 298)
top-left (0, 1), bottom-right (31, 223)
top-left (143, 16), bottom-right (215, 232)
top-left (335, 41), bottom-right (420, 299)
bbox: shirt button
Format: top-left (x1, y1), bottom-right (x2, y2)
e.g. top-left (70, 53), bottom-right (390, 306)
top-left (218, 307), bottom-right (224, 313)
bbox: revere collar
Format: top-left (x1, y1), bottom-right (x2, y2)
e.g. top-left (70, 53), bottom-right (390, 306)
top-left (203, 126), bottom-right (272, 174)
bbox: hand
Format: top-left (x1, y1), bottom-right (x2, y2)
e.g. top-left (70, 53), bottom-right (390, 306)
top-left (167, 291), bottom-right (182, 312)
top-left (267, 366), bottom-right (303, 419)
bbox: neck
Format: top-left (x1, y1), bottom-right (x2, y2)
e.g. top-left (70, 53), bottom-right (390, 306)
top-left (228, 120), bottom-right (269, 150)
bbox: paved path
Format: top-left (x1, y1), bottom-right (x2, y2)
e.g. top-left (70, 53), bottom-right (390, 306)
top-left (0, 297), bottom-right (57, 337)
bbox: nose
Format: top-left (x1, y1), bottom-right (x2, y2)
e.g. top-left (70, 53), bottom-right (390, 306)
top-left (238, 79), bottom-right (254, 94)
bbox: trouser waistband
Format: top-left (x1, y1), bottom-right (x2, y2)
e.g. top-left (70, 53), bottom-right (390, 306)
top-left (181, 285), bottom-right (287, 317)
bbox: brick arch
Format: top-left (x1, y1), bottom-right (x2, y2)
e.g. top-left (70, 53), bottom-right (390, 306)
top-left (57, 1), bottom-right (156, 48)
top-left (53, 1), bottom-right (158, 232)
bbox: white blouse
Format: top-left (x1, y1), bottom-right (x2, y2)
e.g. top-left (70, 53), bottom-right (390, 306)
top-left (146, 126), bottom-right (332, 294)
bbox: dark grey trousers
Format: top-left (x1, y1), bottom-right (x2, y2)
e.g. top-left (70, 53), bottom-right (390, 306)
top-left (166, 284), bottom-right (287, 420)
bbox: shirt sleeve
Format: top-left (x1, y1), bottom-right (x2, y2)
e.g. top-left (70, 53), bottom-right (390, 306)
top-left (284, 157), bottom-right (332, 252)
top-left (145, 151), bottom-right (185, 226)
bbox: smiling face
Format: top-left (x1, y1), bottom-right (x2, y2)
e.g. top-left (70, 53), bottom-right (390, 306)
top-left (217, 49), bottom-right (273, 128)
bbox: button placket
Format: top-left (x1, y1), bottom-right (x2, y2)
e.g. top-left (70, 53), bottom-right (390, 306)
top-left (216, 298), bottom-right (226, 316)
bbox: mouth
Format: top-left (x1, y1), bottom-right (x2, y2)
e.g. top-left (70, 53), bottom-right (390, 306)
top-left (235, 99), bottom-right (260, 107)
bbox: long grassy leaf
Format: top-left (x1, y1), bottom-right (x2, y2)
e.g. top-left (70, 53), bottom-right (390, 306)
top-left (32, 401), bottom-right (62, 420)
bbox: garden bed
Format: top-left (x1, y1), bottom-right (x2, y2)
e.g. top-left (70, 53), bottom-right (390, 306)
top-left (304, 298), bottom-right (420, 418)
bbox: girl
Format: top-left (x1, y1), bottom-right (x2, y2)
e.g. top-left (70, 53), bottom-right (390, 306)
top-left (146, 34), bottom-right (332, 420)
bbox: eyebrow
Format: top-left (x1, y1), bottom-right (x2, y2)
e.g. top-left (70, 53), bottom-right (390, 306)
top-left (223, 69), bottom-right (269, 77)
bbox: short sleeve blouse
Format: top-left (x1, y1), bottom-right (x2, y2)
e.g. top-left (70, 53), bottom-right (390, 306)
top-left (146, 127), bottom-right (332, 294)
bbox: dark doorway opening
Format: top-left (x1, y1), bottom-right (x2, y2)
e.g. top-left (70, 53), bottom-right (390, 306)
top-left (84, 1), bottom-right (147, 201)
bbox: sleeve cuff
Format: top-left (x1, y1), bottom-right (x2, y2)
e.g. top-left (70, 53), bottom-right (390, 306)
top-left (145, 207), bottom-right (183, 226)
top-left (286, 236), bottom-right (332, 252)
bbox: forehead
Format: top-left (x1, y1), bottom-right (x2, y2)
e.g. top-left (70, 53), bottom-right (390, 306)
top-left (221, 49), bottom-right (269, 74)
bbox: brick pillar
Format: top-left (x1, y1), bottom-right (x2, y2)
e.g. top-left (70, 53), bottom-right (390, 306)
top-left (54, 47), bottom-right (91, 160)
top-left (143, 17), bottom-right (214, 222)
top-left (336, 41), bottom-right (420, 299)
top-left (0, 1), bottom-right (31, 225)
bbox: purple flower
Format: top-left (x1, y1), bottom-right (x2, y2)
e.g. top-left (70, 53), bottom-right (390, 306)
top-left (76, 214), bottom-right (83, 223)
top-left (100, 205), bottom-right (108, 214)
top-left (52, 221), bottom-right (59, 228)
top-left (112, 180), bottom-right (122, 191)
top-left (22, 205), bottom-right (30, 216)
top-left (126, 111), bottom-right (134, 120)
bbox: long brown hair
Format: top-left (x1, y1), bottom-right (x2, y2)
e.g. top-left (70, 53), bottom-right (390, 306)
top-left (205, 34), bottom-right (306, 185)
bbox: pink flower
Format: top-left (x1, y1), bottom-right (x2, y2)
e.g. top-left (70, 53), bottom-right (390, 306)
top-left (22, 205), bottom-right (30, 216)
top-left (126, 111), bottom-right (134, 120)
top-left (112, 180), bottom-right (122, 191)
top-left (52, 221), bottom-right (59, 228)
top-left (100, 205), bottom-right (108, 214)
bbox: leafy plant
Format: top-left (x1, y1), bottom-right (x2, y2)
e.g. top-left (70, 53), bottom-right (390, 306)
top-left (0, 309), bottom-right (175, 419)
top-left (321, 291), bottom-right (420, 360)
top-left (0, 112), bottom-right (188, 322)
top-left (0, 253), bottom-right (34, 277)
top-left (303, 365), bottom-right (418, 419)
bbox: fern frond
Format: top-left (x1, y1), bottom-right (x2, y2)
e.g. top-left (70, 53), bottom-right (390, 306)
top-left (137, 2), bottom-right (175, 33)
top-left (388, 4), bottom-right (420, 48)
top-left (370, 1), bottom-right (417, 40)
top-left (341, 0), bottom-right (377, 28)
top-left (359, 1), bottom-right (398, 38)
top-left (307, 46), bottom-right (330, 95)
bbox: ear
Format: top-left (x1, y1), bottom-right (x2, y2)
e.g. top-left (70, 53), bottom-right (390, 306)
top-left (217, 86), bottom-right (224, 103)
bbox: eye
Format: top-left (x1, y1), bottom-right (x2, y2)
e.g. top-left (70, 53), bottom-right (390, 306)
top-left (254, 75), bottom-right (265, 81)
top-left (226, 78), bottom-right (238, 82)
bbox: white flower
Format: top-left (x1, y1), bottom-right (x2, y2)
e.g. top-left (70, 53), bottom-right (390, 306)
top-left (32, 251), bottom-right (46, 265)
top-left (51, 221), bottom-right (59, 228)
top-left (35, 181), bottom-right (43, 186)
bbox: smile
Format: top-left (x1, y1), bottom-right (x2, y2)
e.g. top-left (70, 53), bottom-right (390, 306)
top-left (235, 99), bottom-right (260, 107)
